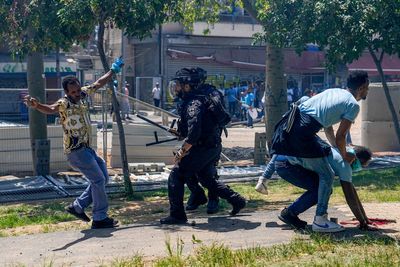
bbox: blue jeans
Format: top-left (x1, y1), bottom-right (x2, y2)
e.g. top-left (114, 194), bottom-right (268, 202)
top-left (275, 159), bottom-right (320, 215)
top-left (286, 156), bottom-right (334, 216)
top-left (67, 147), bottom-right (109, 221)
top-left (247, 112), bottom-right (253, 127)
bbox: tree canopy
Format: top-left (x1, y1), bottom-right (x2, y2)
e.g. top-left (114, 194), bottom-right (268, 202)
top-left (256, 0), bottom-right (400, 68)
top-left (255, 0), bottom-right (400, 143)
top-left (0, 0), bottom-right (92, 55)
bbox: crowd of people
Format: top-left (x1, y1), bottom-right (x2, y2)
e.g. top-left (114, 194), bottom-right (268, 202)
top-left (23, 59), bottom-right (377, 234)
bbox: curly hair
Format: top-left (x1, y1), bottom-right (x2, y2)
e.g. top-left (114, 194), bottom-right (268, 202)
top-left (62, 76), bottom-right (80, 92)
top-left (353, 145), bottom-right (372, 165)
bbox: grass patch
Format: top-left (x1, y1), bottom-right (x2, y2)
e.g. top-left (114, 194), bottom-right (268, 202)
top-left (0, 167), bottom-right (399, 235)
top-left (0, 202), bottom-right (73, 230)
top-left (108, 233), bottom-right (400, 266)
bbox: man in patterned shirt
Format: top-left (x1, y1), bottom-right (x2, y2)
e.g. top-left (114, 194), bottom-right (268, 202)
top-left (24, 58), bottom-right (124, 229)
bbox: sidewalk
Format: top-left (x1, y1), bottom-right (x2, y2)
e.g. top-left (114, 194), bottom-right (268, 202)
top-left (0, 207), bottom-right (358, 266)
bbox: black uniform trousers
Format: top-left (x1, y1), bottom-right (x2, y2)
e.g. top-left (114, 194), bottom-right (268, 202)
top-left (168, 143), bottom-right (238, 220)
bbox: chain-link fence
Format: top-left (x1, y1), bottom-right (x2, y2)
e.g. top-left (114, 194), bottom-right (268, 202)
top-left (0, 87), bottom-right (180, 176)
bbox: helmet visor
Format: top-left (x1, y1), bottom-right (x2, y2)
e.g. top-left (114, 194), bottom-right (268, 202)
top-left (168, 80), bottom-right (181, 98)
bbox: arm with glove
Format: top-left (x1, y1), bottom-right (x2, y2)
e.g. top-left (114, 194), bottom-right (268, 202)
top-left (91, 57), bottom-right (124, 91)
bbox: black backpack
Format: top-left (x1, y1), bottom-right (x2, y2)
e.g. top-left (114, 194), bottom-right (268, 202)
top-left (197, 84), bottom-right (231, 129)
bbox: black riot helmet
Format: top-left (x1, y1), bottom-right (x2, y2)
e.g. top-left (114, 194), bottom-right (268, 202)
top-left (173, 67), bottom-right (207, 86)
top-left (168, 67), bottom-right (207, 98)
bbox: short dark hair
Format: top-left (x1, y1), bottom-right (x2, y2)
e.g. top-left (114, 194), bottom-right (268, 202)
top-left (347, 71), bottom-right (369, 91)
top-left (354, 145), bottom-right (372, 165)
top-left (62, 76), bottom-right (80, 92)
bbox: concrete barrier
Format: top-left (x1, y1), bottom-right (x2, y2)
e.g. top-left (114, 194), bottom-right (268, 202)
top-left (111, 122), bottom-right (181, 168)
top-left (0, 125), bottom-right (97, 175)
top-left (361, 83), bottom-right (400, 151)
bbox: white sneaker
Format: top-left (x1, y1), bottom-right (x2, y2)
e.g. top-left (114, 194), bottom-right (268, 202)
top-left (312, 214), bottom-right (344, 233)
top-left (255, 178), bottom-right (268, 195)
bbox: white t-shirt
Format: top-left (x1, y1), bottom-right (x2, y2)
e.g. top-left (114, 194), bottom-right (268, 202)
top-left (152, 86), bottom-right (161, 100)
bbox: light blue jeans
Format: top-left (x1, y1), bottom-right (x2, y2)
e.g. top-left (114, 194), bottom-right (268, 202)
top-left (67, 147), bottom-right (109, 221)
top-left (287, 156), bottom-right (334, 216)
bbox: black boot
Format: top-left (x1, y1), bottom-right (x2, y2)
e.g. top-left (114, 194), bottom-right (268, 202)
top-left (186, 193), bottom-right (208, 211)
top-left (91, 217), bottom-right (118, 229)
top-left (229, 194), bottom-right (246, 216)
top-left (206, 199), bottom-right (220, 214)
top-left (278, 207), bottom-right (307, 230)
top-left (65, 204), bottom-right (90, 222)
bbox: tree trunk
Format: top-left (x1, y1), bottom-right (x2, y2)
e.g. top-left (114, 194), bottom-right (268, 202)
top-left (27, 52), bottom-right (48, 174)
top-left (368, 48), bottom-right (400, 144)
top-left (56, 46), bottom-right (61, 89)
top-left (264, 45), bottom-right (287, 147)
top-left (241, 0), bottom-right (287, 149)
top-left (97, 21), bottom-right (133, 197)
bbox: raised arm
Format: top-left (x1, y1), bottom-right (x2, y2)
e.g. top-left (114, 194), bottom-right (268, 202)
top-left (91, 57), bottom-right (124, 90)
top-left (24, 95), bottom-right (59, 114)
top-left (92, 70), bottom-right (114, 90)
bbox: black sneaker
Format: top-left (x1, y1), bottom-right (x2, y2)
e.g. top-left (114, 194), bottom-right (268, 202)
top-left (65, 204), bottom-right (90, 222)
top-left (160, 216), bottom-right (188, 225)
top-left (186, 194), bottom-right (208, 211)
top-left (91, 217), bottom-right (119, 229)
top-left (207, 199), bottom-right (220, 214)
top-left (229, 195), bottom-right (246, 216)
top-left (278, 208), bottom-right (307, 230)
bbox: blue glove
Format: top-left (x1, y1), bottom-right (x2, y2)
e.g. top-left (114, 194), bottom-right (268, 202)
top-left (111, 57), bottom-right (124, 73)
top-left (113, 80), bottom-right (118, 88)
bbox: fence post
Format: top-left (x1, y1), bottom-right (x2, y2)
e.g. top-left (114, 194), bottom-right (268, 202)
top-left (254, 132), bottom-right (267, 165)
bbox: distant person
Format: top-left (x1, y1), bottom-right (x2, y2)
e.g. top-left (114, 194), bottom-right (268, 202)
top-left (226, 85), bottom-right (238, 117)
top-left (244, 86), bottom-right (255, 128)
top-left (152, 82), bottom-right (161, 108)
top-left (121, 83), bottom-right (132, 120)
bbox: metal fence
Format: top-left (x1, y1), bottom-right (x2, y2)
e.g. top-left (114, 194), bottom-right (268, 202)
top-left (0, 87), bottom-right (179, 176)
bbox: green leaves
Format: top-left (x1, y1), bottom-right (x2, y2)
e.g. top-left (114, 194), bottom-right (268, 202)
top-left (255, 0), bottom-right (400, 67)
top-left (0, 0), bottom-right (94, 56)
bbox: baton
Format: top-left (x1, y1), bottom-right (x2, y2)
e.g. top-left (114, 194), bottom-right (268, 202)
top-left (137, 114), bottom-right (170, 132)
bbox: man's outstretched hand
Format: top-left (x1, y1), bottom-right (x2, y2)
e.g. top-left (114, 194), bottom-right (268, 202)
top-left (24, 95), bottom-right (39, 108)
top-left (111, 57), bottom-right (124, 74)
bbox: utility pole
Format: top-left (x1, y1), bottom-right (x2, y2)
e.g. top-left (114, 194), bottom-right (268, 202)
top-left (120, 29), bottom-right (126, 92)
top-left (158, 24), bottom-right (163, 108)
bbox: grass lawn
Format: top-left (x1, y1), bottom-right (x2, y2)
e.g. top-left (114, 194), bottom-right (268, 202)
top-left (107, 233), bottom-right (400, 267)
top-left (0, 167), bottom-right (399, 237)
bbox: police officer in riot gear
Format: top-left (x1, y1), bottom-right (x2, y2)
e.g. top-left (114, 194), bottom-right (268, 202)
top-left (160, 67), bottom-right (246, 224)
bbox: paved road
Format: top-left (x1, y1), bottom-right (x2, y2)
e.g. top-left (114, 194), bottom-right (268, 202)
top-left (0, 208), bottom-right (355, 267)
